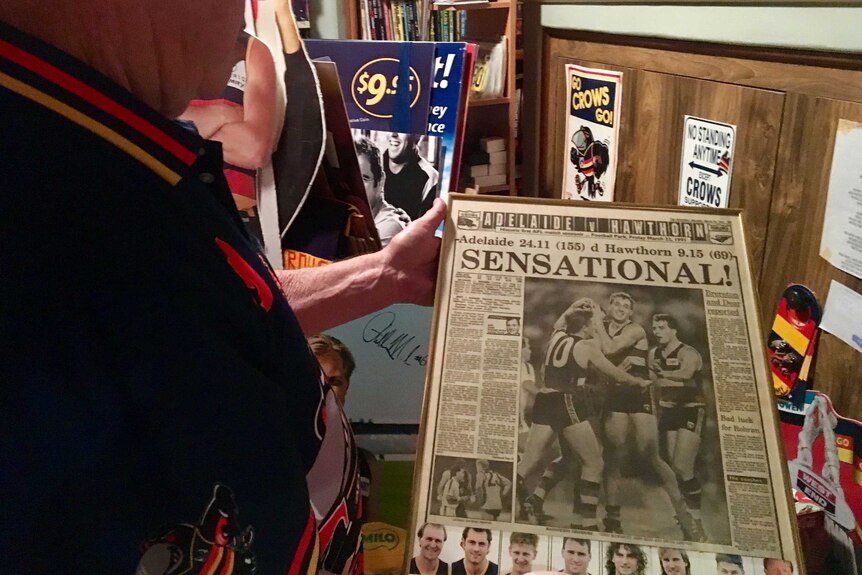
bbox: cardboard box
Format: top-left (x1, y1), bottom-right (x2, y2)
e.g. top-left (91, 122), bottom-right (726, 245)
top-left (473, 174), bottom-right (507, 187)
top-left (466, 164), bottom-right (489, 177)
top-left (480, 136), bottom-right (506, 153)
top-left (489, 150), bottom-right (507, 165)
top-left (488, 163), bottom-right (507, 176)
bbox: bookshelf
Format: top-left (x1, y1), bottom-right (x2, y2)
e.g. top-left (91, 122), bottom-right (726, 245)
top-left (343, 0), bottom-right (519, 196)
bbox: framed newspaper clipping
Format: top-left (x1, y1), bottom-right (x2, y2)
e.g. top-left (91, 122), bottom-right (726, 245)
top-left (408, 194), bottom-right (803, 575)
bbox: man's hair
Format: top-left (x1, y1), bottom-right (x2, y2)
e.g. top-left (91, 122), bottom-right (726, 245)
top-left (354, 137), bottom-right (384, 187)
top-left (507, 317), bottom-right (520, 325)
top-left (716, 554), bottom-right (744, 571)
top-left (606, 542), bottom-right (647, 575)
top-left (462, 527), bottom-right (492, 543)
top-left (307, 334), bottom-right (356, 378)
top-left (763, 559), bottom-right (792, 572)
top-left (509, 532), bottom-right (538, 548)
top-left (659, 548), bottom-right (691, 575)
top-left (417, 522), bottom-right (447, 541)
top-left (652, 313), bottom-right (679, 331)
top-left (609, 291), bottom-right (635, 308)
top-left (566, 308), bottom-right (593, 334)
top-left (563, 537), bottom-right (591, 553)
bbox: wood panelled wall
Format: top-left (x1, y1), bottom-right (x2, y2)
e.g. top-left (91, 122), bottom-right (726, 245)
top-left (539, 30), bottom-right (862, 417)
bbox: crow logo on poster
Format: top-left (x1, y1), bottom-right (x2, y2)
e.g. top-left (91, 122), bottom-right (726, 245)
top-left (563, 65), bottom-right (622, 202)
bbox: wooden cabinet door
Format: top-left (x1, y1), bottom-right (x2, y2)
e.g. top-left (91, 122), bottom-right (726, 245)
top-left (760, 98), bottom-right (862, 412)
top-left (545, 54), bottom-right (785, 278)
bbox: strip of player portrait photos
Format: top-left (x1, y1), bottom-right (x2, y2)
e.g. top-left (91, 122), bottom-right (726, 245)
top-left (409, 195), bottom-right (804, 574)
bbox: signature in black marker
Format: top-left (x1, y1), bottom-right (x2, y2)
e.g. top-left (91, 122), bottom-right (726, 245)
top-left (362, 311), bottom-right (428, 366)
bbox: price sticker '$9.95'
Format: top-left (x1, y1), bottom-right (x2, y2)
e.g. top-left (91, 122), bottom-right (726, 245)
top-left (351, 58), bottom-right (422, 119)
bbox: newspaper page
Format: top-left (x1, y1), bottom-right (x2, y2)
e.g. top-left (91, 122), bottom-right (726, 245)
top-left (408, 195), bottom-right (802, 575)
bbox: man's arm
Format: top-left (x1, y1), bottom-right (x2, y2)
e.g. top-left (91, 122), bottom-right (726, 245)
top-left (654, 346), bottom-right (702, 383)
top-left (277, 200), bottom-right (445, 334)
top-left (500, 474), bottom-right (512, 496)
top-left (209, 39), bottom-right (278, 169)
top-left (273, 0), bottom-right (303, 54)
top-left (552, 298), bottom-right (593, 332)
top-left (594, 314), bottom-right (645, 356)
top-left (579, 340), bottom-right (648, 387)
top-left (179, 105), bottom-right (242, 139)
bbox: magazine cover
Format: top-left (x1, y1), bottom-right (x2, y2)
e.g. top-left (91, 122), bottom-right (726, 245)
top-left (305, 40), bottom-right (450, 228)
top-left (428, 42), bottom-right (471, 196)
top-left (350, 128), bottom-right (441, 227)
top-left (408, 195), bottom-right (803, 575)
top-left (281, 60), bottom-right (383, 268)
top-left (562, 64), bottom-right (622, 203)
top-left (304, 40), bottom-right (436, 135)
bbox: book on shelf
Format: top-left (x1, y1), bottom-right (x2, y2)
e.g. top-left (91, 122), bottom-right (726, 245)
top-left (468, 35), bottom-right (507, 100)
top-left (358, 0), bottom-right (429, 41)
top-left (433, 0), bottom-right (490, 5)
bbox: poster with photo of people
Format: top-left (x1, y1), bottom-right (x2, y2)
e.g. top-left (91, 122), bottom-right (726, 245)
top-left (516, 280), bottom-right (728, 544)
top-left (409, 195), bottom-right (803, 572)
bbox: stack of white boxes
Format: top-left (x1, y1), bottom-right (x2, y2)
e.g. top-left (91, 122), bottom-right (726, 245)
top-left (463, 136), bottom-right (507, 190)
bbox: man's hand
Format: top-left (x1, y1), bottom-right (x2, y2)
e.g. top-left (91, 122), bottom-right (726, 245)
top-left (278, 199), bottom-right (446, 334)
top-left (618, 356), bottom-right (635, 372)
top-left (588, 300), bottom-right (605, 329)
top-left (632, 377), bottom-right (651, 388)
top-left (564, 297), bottom-right (592, 316)
top-left (381, 199), bottom-right (446, 306)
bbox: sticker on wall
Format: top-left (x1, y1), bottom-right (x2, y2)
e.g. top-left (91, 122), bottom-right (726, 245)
top-left (678, 116), bottom-right (736, 209)
top-left (561, 64), bottom-right (622, 202)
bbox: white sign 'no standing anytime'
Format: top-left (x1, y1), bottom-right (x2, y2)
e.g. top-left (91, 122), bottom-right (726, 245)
top-left (678, 116), bottom-right (736, 209)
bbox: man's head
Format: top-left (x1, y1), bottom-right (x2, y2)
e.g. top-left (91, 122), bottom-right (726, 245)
top-left (355, 137), bottom-right (385, 209)
top-left (507, 532), bottom-right (538, 575)
top-left (506, 318), bottom-right (521, 335)
top-left (4, 0), bottom-right (248, 117)
top-left (460, 527), bottom-right (492, 567)
top-left (308, 334), bottom-right (356, 404)
top-left (652, 313), bottom-right (680, 345)
top-left (416, 523), bottom-right (446, 562)
top-left (659, 548), bottom-right (690, 575)
top-left (763, 559), bottom-right (793, 575)
top-left (608, 292), bottom-right (635, 323)
top-left (715, 554), bottom-right (745, 575)
top-left (561, 538), bottom-right (591, 575)
top-left (387, 132), bottom-right (418, 164)
top-left (566, 298), bottom-right (594, 335)
top-left (521, 336), bottom-right (532, 362)
top-left (606, 543), bottom-right (645, 575)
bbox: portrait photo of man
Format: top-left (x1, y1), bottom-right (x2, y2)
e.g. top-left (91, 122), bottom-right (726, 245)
top-left (506, 317), bottom-right (521, 336)
top-left (763, 558), bottom-right (793, 575)
top-left (503, 532), bottom-right (538, 575)
top-left (452, 527), bottom-right (498, 575)
top-left (409, 523), bottom-right (449, 575)
top-left (605, 542), bottom-right (647, 575)
top-left (716, 554), bottom-right (745, 575)
top-left (560, 538), bottom-right (594, 575)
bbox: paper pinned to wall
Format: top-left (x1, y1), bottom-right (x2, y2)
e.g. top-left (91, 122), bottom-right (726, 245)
top-left (820, 119), bottom-right (862, 280)
top-left (819, 279), bottom-right (862, 353)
